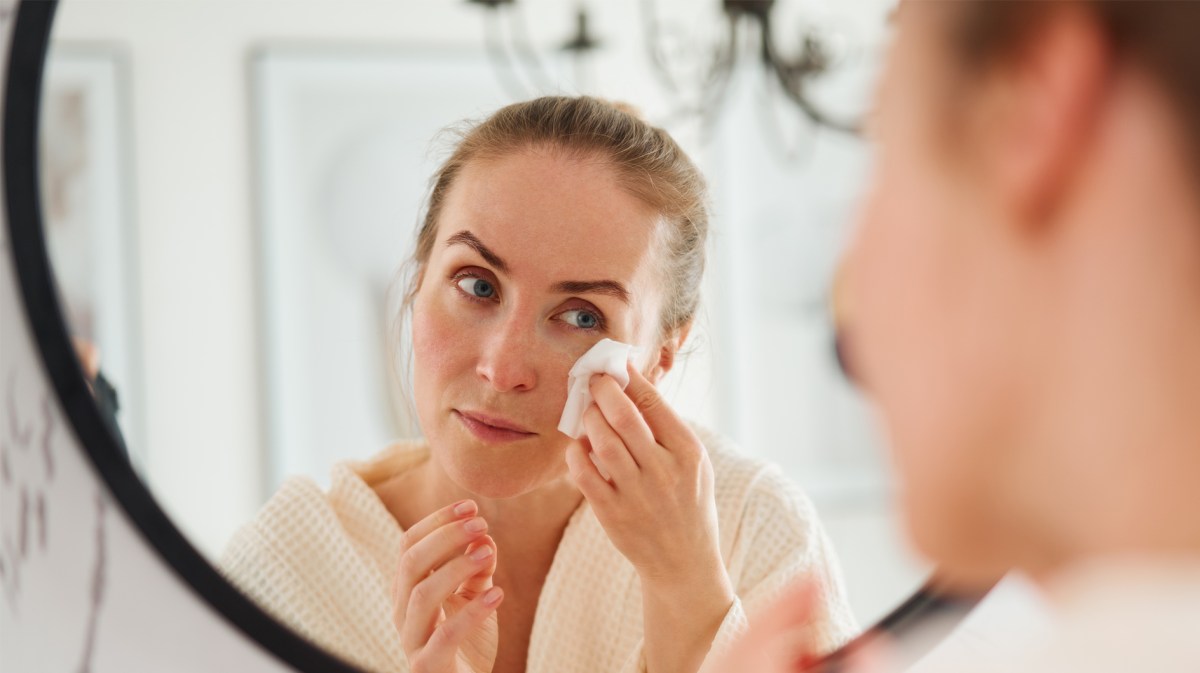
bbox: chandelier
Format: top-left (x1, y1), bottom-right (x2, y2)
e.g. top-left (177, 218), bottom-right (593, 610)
top-left (466, 0), bottom-right (865, 138)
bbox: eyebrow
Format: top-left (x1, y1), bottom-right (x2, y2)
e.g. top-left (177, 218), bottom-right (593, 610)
top-left (446, 230), bottom-right (509, 274)
top-left (553, 280), bottom-right (631, 305)
top-left (446, 229), bottom-right (632, 305)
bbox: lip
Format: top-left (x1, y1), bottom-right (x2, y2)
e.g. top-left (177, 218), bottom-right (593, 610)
top-left (454, 409), bottom-right (537, 444)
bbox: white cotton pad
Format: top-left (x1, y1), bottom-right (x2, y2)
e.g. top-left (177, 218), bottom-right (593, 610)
top-left (557, 338), bottom-right (639, 440)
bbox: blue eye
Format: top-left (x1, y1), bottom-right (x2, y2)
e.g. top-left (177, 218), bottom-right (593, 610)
top-left (560, 309), bottom-right (600, 330)
top-left (457, 277), bottom-right (496, 299)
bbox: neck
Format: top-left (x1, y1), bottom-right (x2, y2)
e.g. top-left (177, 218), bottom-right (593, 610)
top-left (389, 449), bottom-right (583, 563)
top-left (1026, 407), bottom-right (1200, 581)
top-left (1017, 73), bottom-right (1200, 578)
top-left (1021, 280), bottom-right (1200, 578)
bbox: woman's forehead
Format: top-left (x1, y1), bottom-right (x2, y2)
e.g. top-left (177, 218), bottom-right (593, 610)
top-left (435, 222), bottom-right (662, 303)
top-left (437, 152), bottom-right (666, 288)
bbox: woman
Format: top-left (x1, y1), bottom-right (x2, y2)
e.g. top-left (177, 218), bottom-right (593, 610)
top-left (719, 2), bottom-right (1200, 671)
top-left (221, 96), bottom-right (857, 673)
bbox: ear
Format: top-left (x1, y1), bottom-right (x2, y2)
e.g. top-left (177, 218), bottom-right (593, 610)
top-left (645, 322), bottom-right (693, 385)
top-left (968, 5), bottom-right (1111, 228)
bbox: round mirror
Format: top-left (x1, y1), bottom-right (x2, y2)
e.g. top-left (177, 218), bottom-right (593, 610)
top-left (21, 0), bottom-right (997, 670)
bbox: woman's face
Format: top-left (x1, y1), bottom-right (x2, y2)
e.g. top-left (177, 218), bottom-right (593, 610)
top-left (846, 5), bottom-right (1035, 577)
top-left (411, 148), bottom-right (667, 498)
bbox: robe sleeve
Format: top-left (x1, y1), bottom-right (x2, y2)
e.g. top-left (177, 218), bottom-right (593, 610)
top-left (616, 462), bottom-right (859, 673)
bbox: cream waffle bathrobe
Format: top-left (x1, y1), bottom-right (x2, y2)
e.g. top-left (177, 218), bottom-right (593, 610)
top-left (221, 425), bottom-right (858, 673)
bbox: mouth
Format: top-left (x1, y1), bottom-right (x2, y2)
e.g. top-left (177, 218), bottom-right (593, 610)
top-left (454, 409), bottom-right (537, 444)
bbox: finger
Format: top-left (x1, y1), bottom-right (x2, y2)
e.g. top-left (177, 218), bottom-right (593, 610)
top-left (589, 374), bottom-right (660, 468)
top-left (565, 439), bottom-right (615, 504)
top-left (582, 402), bottom-right (640, 481)
top-left (623, 362), bottom-right (698, 451)
top-left (739, 581), bottom-right (821, 670)
top-left (72, 338), bottom-right (100, 380)
top-left (459, 535), bottom-right (497, 596)
top-left (401, 516), bottom-right (489, 581)
top-left (393, 516), bottom-right (489, 623)
top-left (753, 580), bottom-right (817, 634)
top-left (846, 635), bottom-right (897, 672)
top-left (399, 499), bottom-right (478, 553)
top-left (420, 587), bottom-right (504, 671)
top-left (400, 543), bottom-right (497, 652)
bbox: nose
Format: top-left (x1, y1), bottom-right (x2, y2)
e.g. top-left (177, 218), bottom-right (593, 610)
top-left (475, 313), bottom-right (539, 393)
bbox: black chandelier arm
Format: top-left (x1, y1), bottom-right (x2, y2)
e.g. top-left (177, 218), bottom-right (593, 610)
top-left (759, 59), bottom-right (819, 163)
top-left (640, 0), bottom-right (741, 132)
top-left (757, 12), bottom-right (863, 136)
top-left (475, 0), bottom-right (864, 140)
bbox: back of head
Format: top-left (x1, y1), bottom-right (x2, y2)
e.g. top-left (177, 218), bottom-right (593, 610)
top-left (951, 1), bottom-right (1200, 175)
top-left (847, 1), bottom-right (1200, 585)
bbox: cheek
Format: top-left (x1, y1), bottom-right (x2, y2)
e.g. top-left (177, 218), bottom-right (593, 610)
top-left (853, 158), bottom-right (958, 413)
top-left (852, 159), bottom-right (1012, 561)
top-left (410, 286), bottom-right (584, 422)
top-left (411, 291), bottom-right (473, 412)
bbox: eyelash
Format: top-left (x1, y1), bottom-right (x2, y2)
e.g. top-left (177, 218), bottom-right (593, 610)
top-left (449, 270), bottom-right (608, 332)
top-left (559, 307), bottom-right (607, 333)
top-left (451, 270), bottom-right (499, 305)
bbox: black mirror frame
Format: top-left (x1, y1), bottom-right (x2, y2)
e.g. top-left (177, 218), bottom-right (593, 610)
top-left (2, 1), bottom-right (992, 671)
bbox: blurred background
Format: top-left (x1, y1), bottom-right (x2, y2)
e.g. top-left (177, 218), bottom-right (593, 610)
top-left (42, 0), bottom-right (923, 627)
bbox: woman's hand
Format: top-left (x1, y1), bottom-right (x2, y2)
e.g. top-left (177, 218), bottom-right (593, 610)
top-left (72, 338), bottom-right (100, 382)
top-left (567, 362), bottom-right (725, 583)
top-left (710, 580), bottom-right (887, 673)
top-left (565, 362), bottom-right (735, 673)
top-left (710, 581), bottom-right (822, 673)
top-left (391, 499), bottom-right (504, 673)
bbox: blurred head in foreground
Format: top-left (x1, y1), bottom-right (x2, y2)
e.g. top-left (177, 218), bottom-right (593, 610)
top-left (845, 1), bottom-right (1200, 585)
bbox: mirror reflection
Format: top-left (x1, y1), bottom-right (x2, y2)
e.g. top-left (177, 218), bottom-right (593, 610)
top-left (42, 0), bottom-right (927, 670)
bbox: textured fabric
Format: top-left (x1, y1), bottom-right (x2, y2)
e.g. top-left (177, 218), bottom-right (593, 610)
top-left (220, 425), bottom-right (858, 673)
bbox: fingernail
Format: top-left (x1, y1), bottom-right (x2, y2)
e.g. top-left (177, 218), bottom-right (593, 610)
top-left (469, 545), bottom-right (494, 561)
top-left (453, 500), bottom-right (475, 516)
top-left (464, 517), bottom-right (487, 533)
top-left (483, 587), bottom-right (503, 605)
